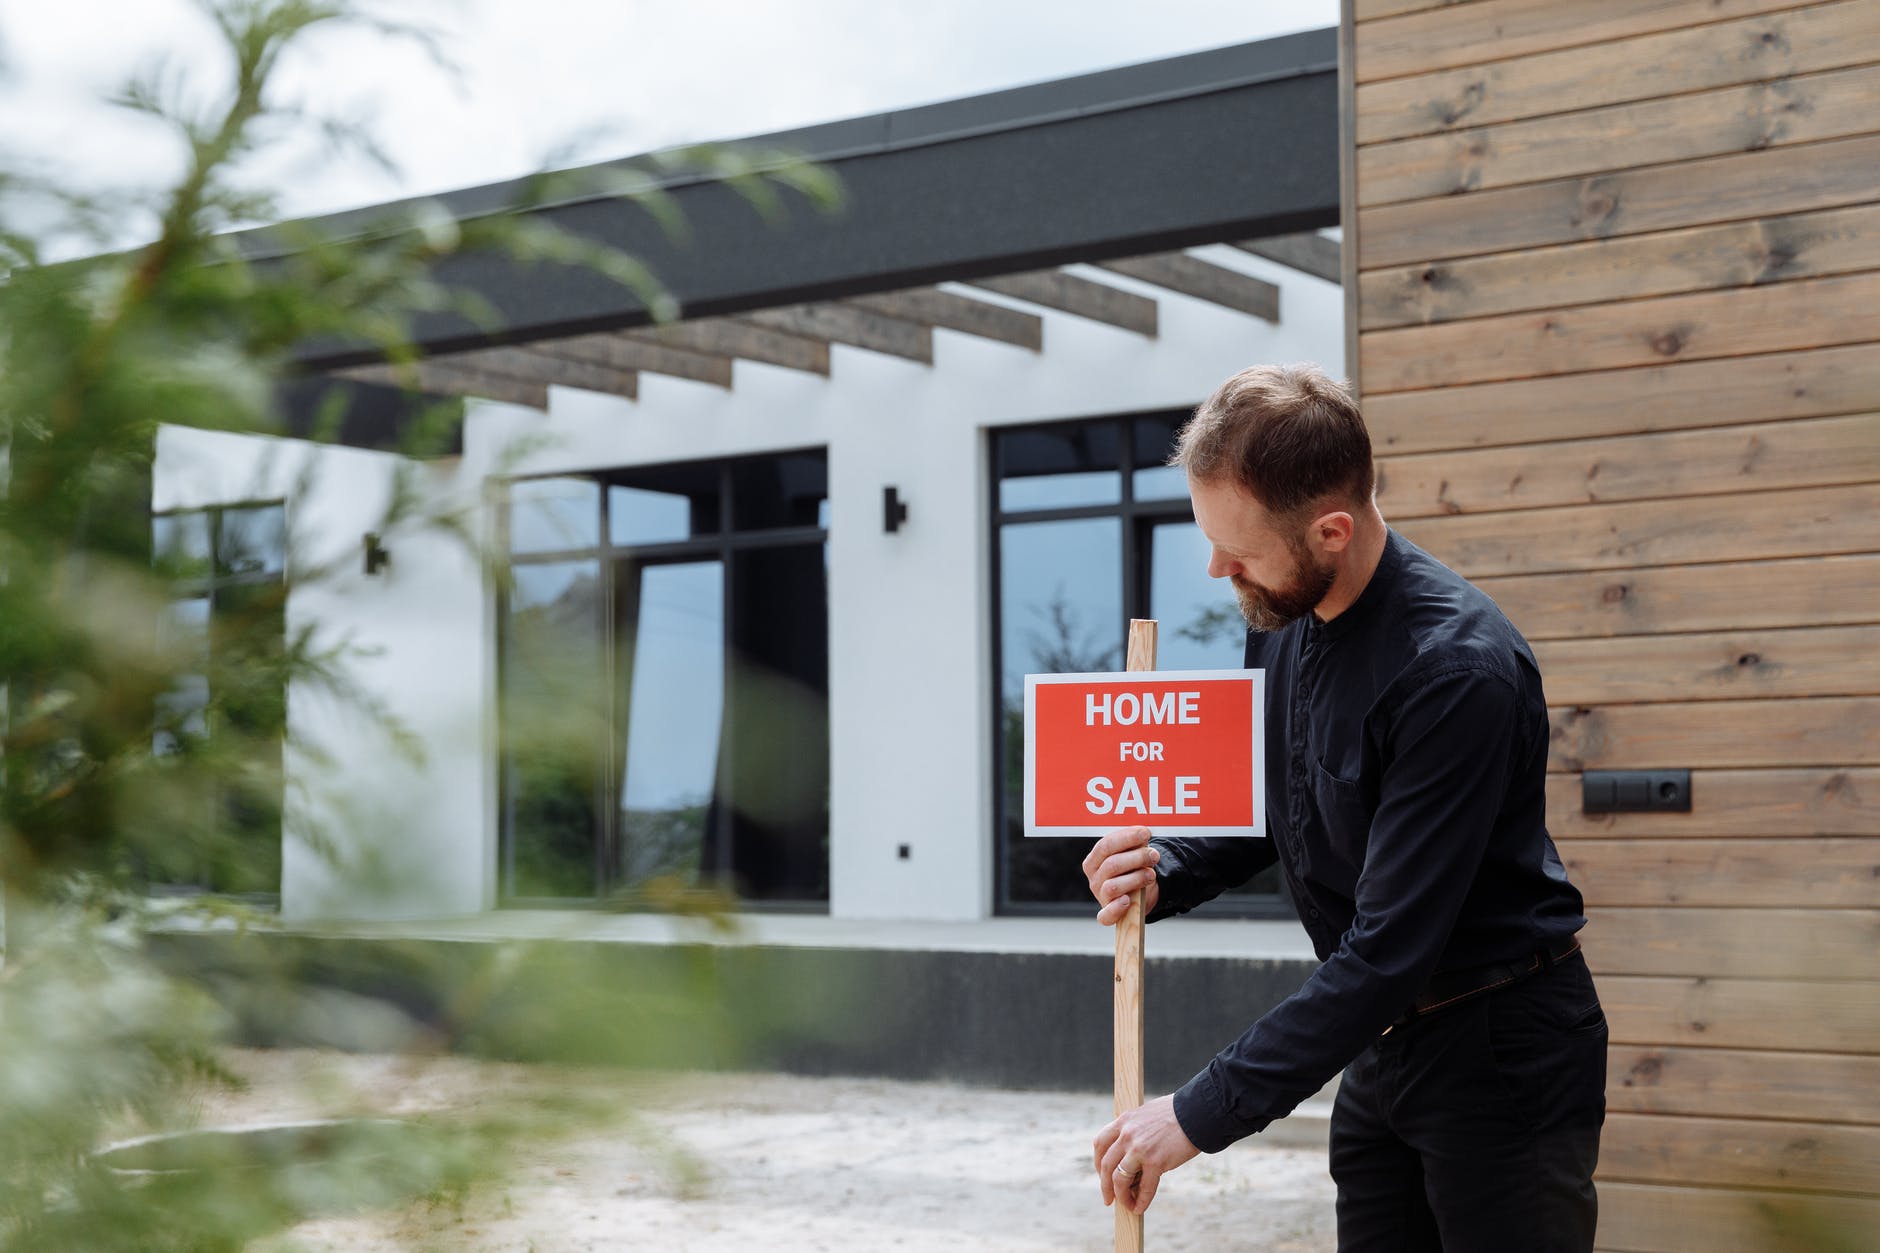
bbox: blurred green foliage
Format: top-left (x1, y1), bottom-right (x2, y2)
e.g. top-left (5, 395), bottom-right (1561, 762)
top-left (0, 1), bottom-right (841, 1247)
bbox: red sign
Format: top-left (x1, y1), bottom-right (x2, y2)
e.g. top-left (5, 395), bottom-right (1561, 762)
top-left (1024, 669), bottom-right (1264, 839)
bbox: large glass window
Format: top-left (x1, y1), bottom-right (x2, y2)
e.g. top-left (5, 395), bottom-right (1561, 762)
top-left (148, 502), bottom-right (288, 898)
top-left (499, 451), bottom-right (829, 907)
top-left (991, 415), bottom-right (1290, 916)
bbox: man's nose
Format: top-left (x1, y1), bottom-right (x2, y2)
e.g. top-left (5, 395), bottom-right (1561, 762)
top-left (1206, 550), bottom-right (1234, 580)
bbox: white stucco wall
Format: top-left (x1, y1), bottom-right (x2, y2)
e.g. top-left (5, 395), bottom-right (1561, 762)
top-left (153, 240), bottom-right (1342, 924)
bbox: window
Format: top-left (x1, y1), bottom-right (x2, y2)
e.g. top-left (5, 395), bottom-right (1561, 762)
top-left (499, 451), bottom-right (830, 907)
top-left (991, 414), bottom-right (1292, 917)
top-left (148, 501), bottom-right (288, 897)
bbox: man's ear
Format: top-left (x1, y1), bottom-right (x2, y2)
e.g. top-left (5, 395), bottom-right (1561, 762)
top-left (1313, 509), bottom-right (1356, 554)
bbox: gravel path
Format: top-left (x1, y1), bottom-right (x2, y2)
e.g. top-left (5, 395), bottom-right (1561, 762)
top-left (207, 1049), bottom-right (1334, 1252)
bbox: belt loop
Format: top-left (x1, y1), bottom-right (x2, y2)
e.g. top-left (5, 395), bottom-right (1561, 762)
top-left (1538, 946), bottom-right (1556, 971)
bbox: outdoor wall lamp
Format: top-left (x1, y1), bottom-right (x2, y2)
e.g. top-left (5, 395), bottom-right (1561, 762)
top-left (883, 485), bottom-right (908, 534)
top-left (363, 531), bottom-right (390, 576)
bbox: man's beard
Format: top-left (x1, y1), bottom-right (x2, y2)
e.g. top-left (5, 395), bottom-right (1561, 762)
top-left (1231, 539), bottom-right (1338, 633)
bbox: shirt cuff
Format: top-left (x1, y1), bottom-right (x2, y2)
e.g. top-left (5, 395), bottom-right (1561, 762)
top-left (1173, 1064), bottom-right (1266, 1154)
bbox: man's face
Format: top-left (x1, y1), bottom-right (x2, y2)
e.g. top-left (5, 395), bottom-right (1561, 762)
top-left (1188, 474), bottom-right (1338, 632)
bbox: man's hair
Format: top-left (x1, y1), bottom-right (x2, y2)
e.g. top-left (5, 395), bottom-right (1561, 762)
top-left (1171, 363), bottom-right (1375, 521)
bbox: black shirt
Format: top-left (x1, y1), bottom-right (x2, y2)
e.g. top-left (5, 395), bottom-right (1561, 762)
top-left (1149, 527), bottom-right (1585, 1154)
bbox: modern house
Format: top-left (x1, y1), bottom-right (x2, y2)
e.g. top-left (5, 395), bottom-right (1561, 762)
top-left (154, 6), bottom-right (1880, 1249)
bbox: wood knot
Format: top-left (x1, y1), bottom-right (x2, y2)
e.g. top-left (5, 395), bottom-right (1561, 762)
top-left (1601, 584), bottom-right (1630, 605)
top-left (1737, 652), bottom-right (1762, 668)
top-left (1650, 330), bottom-right (1685, 356)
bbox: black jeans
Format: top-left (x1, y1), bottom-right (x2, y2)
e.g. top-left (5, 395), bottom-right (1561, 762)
top-left (1329, 949), bottom-right (1607, 1252)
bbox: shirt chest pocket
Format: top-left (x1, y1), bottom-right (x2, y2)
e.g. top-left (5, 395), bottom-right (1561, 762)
top-left (1309, 757), bottom-right (1376, 864)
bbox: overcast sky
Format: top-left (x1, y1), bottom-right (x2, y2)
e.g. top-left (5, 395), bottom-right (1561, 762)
top-left (1, 0), bottom-right (1335, 243)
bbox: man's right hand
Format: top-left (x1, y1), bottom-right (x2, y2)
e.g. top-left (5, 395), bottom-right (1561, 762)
top-left (1083, 826), bottom-right (1161, 926)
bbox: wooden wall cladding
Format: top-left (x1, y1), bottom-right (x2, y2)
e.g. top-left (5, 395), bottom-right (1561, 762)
top-left (1345, 0), bottom-right (1880, 1241)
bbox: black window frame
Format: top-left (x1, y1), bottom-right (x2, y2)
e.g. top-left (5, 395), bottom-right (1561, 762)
top-left (988, 412), bottom-right (1294, 920)
top-left (496, 448), bottom-right (831, 911)
top-left (147, 497), bottom-right (289, 905)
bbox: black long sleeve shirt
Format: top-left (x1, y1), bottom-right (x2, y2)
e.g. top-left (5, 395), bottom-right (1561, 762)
top-left (1150, 527), bottom-right (1585, 1154)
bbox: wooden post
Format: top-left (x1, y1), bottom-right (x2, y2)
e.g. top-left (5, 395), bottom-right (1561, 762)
top-left (1115, 618), bottom-right (1156, 1252)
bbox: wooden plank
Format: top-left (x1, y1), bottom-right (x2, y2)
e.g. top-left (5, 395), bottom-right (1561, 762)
top-left (333, 361), bottom-right (551, 409)
top-left (1358, 130), bottom-right (1880, 269)
top-left (1608, 1044), bottom-right (1880, 1124)
top-left (1549, 697), bottom-right (1880, 772)
top-left (1358, 0), bottom-right (1880, 145)
top-left (1582, 907), bottom-right (1880, 979)
top-left (1549, 768), bottom-right (1880, 839)
top-left (530, 333), bottom-right (733, 387)
top-left (626, 320), bottom-right (830, 375)
top-left (446, 346), bottom-right (641, 400)
top-left (1355, 0), bottom-right (1820, 84)
top-left (1483, 555), bottom-right (1880, 643)
top-left (1379, 412), bottom-right (1880, 518)
top-left (1365, 344), bottom-right (1880, 455)
top-left (1565, 838), bottom-right (1880, 908)
top-left (964, 270), bottom-right (1158, 336)
top-left (1599, 1181), bottom-right (1880, 1253)
top-left (1093, 254), bottom-right (1281, 321)
top-left (1355, 0), bottom-right (1482, 19)
top-left (1341, 0), bottom-right (1364, 396)
top-left (1601, 974), bottom-right (1880, 1052)
top-left (1534, 624), bottom-right (1880, 706)
top-left (1597, 1111), bottom-right (1880, 1195)
top-left (1362, 202), bottom-right (1880, 330)
top-left (741, 304), bottom-right (933, 364)
top-left (847, 287), bottom-right (1043, 350)
top-left (1363, 270), bottom-right (1880, 393)
top-left (1399, 484), bottom-right (1880, 579)
top-left (1230, 232), bottom-right (1342, 284)
top-left (1359, 62), bottom-right (1880, 208)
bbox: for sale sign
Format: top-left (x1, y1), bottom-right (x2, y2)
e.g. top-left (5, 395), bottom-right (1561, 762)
top-left (1023, 670), bottom-right (1265, 839)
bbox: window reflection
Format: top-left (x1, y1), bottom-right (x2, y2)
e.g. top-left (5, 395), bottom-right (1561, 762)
top-left (618, 561), bottom-right (724, 885)
top-left (609, 461), bottom-right (720, 545)
top-left (1132, 414), bottom-right (1188, 501)
top-left (217, 504), bottom-right (286, 576)
top-left (1149, 521), bottom-right (1244, 672)
top-left (997, 422), bottom-right (1122, 512)
top-left (510, 477), bottom-right (600, 554)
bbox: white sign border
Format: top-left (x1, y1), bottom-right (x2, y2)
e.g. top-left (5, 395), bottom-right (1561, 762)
top-left (1022, 667), bottom-right (1265, 839)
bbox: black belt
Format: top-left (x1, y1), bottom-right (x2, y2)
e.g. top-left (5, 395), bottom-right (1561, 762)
top-left (1383, 937), bottom-right (1582, 1034)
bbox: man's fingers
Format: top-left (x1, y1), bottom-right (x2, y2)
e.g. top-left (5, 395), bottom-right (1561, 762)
top-left (1132, 1167), bottom-right (1161, 1214)
top-left (1081, 826), bottom-right (1152, 878)
top-left (1097, 845), bottom-right (1160, 888)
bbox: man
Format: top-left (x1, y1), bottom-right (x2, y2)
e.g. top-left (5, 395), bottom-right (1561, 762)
top-left (1084, 364), bottom-right (1606, 1252)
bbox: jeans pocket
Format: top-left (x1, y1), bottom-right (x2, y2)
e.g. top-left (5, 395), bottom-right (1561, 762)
top-left (1486, 975), bottom-right (1609, 1133)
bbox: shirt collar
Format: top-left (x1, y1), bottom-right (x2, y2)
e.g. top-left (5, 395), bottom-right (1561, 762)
top-left (1307, 527), bottom-right (1403, 644)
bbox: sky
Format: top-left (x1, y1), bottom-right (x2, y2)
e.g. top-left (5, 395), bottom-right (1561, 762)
top-left (0, 0), bottom-right (1336, 247)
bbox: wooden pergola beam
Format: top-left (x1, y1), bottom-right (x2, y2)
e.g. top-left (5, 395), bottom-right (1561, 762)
top-left (741, 304), bottom-right (933, 364)
top-left (531, 333), bottom-right (733, 388)
top-left (1094, 253), bottom-right (1281, 322)
top-left (334, 361), bottom-right (552, 410)
top-left (444, 346), bottom-right (640, 400)
top-left (626, 320), bottom-right (831, 376)
top-left (846, 287), bottom-right (1043, 351)
top-left (1230, 232), bottom-right (1341, 284)
top-left (963, 270), bottom-right (1158, 337)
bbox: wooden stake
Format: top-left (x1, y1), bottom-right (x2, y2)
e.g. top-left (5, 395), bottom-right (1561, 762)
top-left (1116, 618), bottom-right (1156, 1252)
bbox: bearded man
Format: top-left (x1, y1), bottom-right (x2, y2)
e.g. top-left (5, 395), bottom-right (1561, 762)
top-left (1084, 363), bottom-right (1606, 1252)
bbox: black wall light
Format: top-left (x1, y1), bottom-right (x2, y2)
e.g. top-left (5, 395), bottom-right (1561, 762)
top-left (363, 531), bottom-right (390, 576)
top-left (883, 485), bottom-right (908, 534)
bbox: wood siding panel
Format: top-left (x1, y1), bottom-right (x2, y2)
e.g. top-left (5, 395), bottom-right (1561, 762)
top-left (1548, 697), bottom-right (1880, 771)
top-left (1366, 343), bottom-right (1880, 454)
top-left (1362, 203), bottom-right (1880, 329)
top-left (1378, 413), bottom-right (1880, 518)
top-left (1357, 0), bottom-right (1880, 144)
top-left (1581, 907), bottom-right (1880, 979)
top-left (1359, 63), bottom-right (1880, 207)
top-left (1399, 484), bottom-right (1880, 579)
top-left (1597, 1181), bottom-right (1880, 1253)
top-left (1601, 975), bottom-right (1880, 1052)
top-left (1565, 838), bottom-right (1880, 906)
top-left (1364, 271), bottom-right (1880, 393)
top-left (1531, 625), bottom-right (1880, 705)
top-left (1606, 1045), bottom-right (1880, 1124)
top-left (1480, 556), bottom-right (1880, 642)
top-left (1356, 0), bottom-right (1821, 82)
top-left (1596, 1111), bottom-right (1880, 1194)
top-left (1547, 768), bottom-right (1880, 838)
top-left (1358, 131), bottom-right (1880, 268)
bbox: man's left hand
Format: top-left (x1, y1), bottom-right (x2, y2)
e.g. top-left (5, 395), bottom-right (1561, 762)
top-left (1093, 1093), bottom-right (1200, 1214)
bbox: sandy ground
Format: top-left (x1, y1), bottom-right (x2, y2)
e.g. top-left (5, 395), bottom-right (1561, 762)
top-left (201, 1048), bottom-right (1335, 1252)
